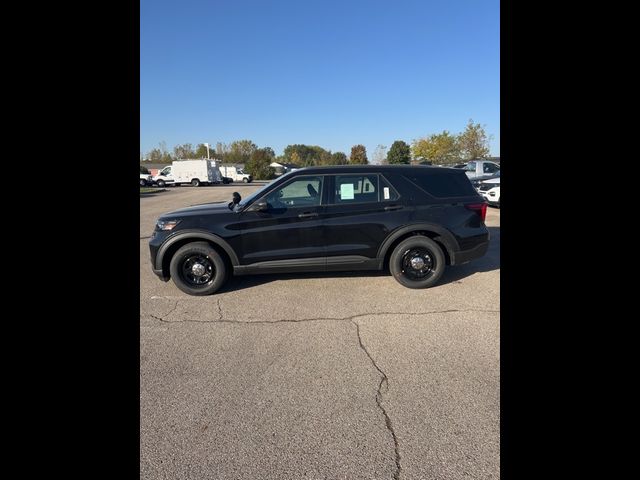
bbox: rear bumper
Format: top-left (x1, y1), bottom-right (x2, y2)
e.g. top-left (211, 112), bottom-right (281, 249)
top-left (451, 241), bottom-right (489, 265)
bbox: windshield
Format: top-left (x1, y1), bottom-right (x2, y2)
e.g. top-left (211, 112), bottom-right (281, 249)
top-left (237, 172), bottom-right (294, 208)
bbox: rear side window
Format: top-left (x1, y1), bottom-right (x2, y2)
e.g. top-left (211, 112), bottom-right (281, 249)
top-left (334, 174), bottom-right (379, 204)
top-left (404, 171), bottom-right (478, 198)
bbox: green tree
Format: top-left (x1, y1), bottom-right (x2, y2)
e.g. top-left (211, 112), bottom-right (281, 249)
top-left (245, 148), bottom-right (276, 179)
top-left (195, 143), bottom-right (212, 159)
top-left (412, 131), bottom-right (461, 165)
top-left (227, 139), bottom-right (257, 164)
top-left (349, 144), bottom-right (368, 164)
top-left (283, 144), bottom-right (330, 166)
top-left (387, 140), bottom-right (411, 164)
top-left (331, 152), bottom-right (348, 165)
top-left (459, 119), bottom-right (491, 160)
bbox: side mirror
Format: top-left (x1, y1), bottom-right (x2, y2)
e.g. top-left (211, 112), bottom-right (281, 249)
top-left (249, 200), bottom-right (268, 212)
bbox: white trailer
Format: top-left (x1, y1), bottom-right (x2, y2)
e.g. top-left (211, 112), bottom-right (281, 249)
top-left (152, 160), bottom-right (222, 187)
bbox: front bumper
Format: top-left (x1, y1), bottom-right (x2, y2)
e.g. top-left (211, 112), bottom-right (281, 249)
top-left (149, 231), bottom-right (170, 281)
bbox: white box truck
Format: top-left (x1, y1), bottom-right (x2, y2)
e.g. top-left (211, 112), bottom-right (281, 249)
top-left (218, 165), bottom-right (253, 183)
top-left (152, 160), bottom-right (222, 187)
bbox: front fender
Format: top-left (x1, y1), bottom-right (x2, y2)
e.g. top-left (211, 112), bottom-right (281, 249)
top-left (155, 229), bottom-right (240, 271)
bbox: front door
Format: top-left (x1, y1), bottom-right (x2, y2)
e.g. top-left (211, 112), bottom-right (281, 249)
top-left (238, 175), bottom-right (326, 265)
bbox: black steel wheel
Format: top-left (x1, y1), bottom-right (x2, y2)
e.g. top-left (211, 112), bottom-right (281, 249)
top-left (389, 236), bottom-right (445, 289)
top-left (157, 179), bottom-right (166, 188)
top-left (169, 242), bottom-right (227, 295)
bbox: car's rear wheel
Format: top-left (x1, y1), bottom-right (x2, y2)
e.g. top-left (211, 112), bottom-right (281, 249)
top-left (169, 242), bottom-right (227, 296)
top-left (389, 236), bottom-right (445, 289)
top-left (191, 178), bottom-right (201, 187)
top-left (140, 179), bottom-right (147, 186)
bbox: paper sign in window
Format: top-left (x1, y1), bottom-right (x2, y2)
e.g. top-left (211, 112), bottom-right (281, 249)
top-left (340, 183), bottom-right (354, 200)
top-left (383, 187), bottom-right (390, 200)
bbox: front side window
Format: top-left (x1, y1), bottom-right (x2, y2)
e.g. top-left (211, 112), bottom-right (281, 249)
top-left (161, 167), bottom-right (171, 175)
top-left (465, 162), bottom-right (477, 172)
top-left (484, 162), bottom-right (499, 173)
top-left (264, 176), bottom-right (323, 208)
top-left (334, 175), bottom-right (379, 204)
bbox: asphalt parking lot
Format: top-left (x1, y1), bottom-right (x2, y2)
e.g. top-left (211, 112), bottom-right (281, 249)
top-left (140, 184), bottom-right (500, 479)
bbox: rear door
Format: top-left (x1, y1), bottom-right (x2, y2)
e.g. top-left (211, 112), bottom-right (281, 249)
top-left (323, 173), bottom-right (408, 260)
top-left (238, 175), bottom-right (327, 265)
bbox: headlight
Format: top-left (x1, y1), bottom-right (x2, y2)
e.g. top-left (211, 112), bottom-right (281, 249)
top-left (156, 220), bottom-right (180, 231)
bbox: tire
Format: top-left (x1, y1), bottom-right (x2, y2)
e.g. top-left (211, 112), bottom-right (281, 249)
top-left (389, 236), bottom-right (446, 289)
top-left (169, 242), bottom-right (227, 296)
top-left (192, 178), bottom-right (201, 187)
top-left (243, 178), bottom-right (249, 183)
top-left (157, 179), bottom-right (166, 188)
top-left (140, 179), bottom-right (147, 187)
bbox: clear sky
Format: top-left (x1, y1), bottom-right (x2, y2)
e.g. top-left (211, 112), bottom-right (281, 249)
top-left (141, 0), bottom-right (499, 159)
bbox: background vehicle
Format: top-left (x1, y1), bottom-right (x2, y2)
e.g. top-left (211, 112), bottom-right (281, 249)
top-left (140, 173), bottom-right (153, 186)
top-left (470, 170), bottom-right (500, 189)
top-left (482, 185), bottom-right (500, 207)
top-left (218, 165), bottom-right (253, 183)
top-left (149, 165), bottom-right (489, 296)
top-left (462, 160), bottom-right (500, 179)
top-left (152, 160), bottom-right (222, 187)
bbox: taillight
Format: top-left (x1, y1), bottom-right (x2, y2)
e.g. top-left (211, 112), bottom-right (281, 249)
top-left (465, 202), bottom-right (487, 222)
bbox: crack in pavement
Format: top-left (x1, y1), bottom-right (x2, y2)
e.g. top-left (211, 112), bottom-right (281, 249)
top-left (352, 319), bottom-right (401, 480)
top-left (143, 308), bottom-right (499, 325)
top-left (141, 305), bottom-right (498, 479)
top-left (149, 300), bottom-right (179, 323)
top-left (140, 236), bottom-right (152, 240)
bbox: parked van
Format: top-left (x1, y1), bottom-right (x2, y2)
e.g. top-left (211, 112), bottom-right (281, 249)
top-left (152, 160), bottom-right (222, 187)
top-left (218, 165), bottom-right (253, 183)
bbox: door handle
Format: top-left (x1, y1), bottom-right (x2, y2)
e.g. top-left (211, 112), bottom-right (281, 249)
top-left (384, 205), bottom-right (403, 211)
top-left (298, 212), bottom-right (319, 218)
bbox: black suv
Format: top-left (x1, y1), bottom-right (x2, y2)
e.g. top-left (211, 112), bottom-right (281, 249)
top-left (149, 165), bottom-right (489, 295)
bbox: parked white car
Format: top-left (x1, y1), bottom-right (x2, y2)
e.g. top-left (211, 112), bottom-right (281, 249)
top-left (140, 173), bottom-right (153, 186)
top-left (482, 185), bottom-right (500, 207)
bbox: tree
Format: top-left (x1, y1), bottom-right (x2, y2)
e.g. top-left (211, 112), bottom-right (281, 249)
top-left (372, 145), bottom-right (387, 165)
top-left (412, 131), bottom-right (461, 165)
top-left (331, 152), bottom-right (348, 165)
top-left (289, 151), bottom-right (302, 166)
top-left (387, 140), bottom-right (411, 164)
top-left (227, 139), bottom-right (257, 164)
top-left (283, 144), bottom-right (330, 166)
top-left (194, 143), bottom-right (211, 159)
top-left (245, 148), bottom-right (276, 179)
top-left (349, 144), bottom-right (368, 164)
top-left (458, 119), bottom-right (491, 160)
top-left (173, 143), bottom-right (196, 159)
top-left (140, 165), bottom-right (150, 174)
top-left (147, 148), bottom-right (163, 163)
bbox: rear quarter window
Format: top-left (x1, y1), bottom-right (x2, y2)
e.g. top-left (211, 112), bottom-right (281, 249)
top-left (404, 171), bottom-right (478, 198)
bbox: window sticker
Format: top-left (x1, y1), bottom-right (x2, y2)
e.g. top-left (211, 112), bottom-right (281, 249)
top-left (383, 187), bottom-right (390, 200)
top-left (340, 183), bottom-right (354, 200)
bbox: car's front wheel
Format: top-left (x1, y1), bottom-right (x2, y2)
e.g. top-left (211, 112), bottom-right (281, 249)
top-left (169, 242), bottom-right (227, 296)
top-left (389, 236), bottom-right (445, 289)
top-left (157, 179), bottom-right (166, 188)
